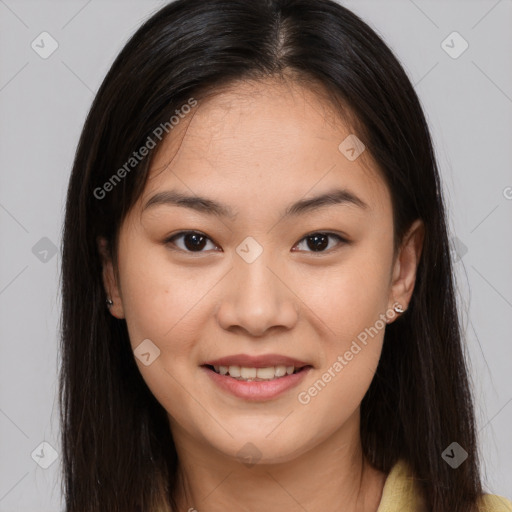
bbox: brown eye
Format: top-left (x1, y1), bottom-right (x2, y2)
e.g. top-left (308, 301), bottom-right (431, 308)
top-left (166, 231), bottom-right (218, 253)
top-left (165, 230), bottom-right (348, 255)
top-left (293, 232), bottom-right (347, 253)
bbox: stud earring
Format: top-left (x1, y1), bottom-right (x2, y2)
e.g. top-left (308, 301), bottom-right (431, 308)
top-left (106, 298), bottom-right (114, 307)
top-left (393, 303), bottom-right (405, 314)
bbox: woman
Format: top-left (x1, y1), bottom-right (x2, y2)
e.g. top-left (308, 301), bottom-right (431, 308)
top-left (59, 0), bottom-right (512, 511)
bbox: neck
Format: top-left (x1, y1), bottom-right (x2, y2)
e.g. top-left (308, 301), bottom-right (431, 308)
top-left (171, 411), bottom-right (387, 512)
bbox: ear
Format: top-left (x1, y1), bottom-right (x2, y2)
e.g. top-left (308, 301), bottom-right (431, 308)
top-left (97, 236), bottom-right (125, 319)
top-left (387, 219), bottom-right (424, 322)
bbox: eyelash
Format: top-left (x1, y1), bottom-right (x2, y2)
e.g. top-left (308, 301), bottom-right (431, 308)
top-left (164, 230), bottom-right (349, 255)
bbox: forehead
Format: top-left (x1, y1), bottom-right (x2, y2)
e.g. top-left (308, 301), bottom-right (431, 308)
top-left (138, 78), bottom-right (390, 218)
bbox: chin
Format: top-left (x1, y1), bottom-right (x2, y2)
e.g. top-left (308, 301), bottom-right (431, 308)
top-left (206, 430), bottom-right (313, 466)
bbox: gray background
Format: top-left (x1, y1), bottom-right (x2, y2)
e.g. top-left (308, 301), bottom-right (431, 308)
top-left (0, 0), bottom-right (511, 510)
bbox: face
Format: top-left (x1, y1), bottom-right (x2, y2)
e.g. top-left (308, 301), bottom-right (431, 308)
top-left (100, 78), bottom-right (423, 465)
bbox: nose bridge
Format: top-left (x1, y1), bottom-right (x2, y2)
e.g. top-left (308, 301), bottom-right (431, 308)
top-left (237, 244), bottom-right (278, 301)
top-left (235, 240), bottom-right (282, 313)
top-left (216, 236), bottom-right (298, 335)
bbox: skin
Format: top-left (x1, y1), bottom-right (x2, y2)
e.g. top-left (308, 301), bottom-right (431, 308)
top-left (99, 77), bottom-right (424, 512)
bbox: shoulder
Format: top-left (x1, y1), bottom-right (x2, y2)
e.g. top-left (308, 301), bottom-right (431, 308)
top-left (476, 494), bottom-right (512, 512)
top-left (377, 459), bottom-right (512, 512)
top-left (377, 459), bottom-right (428, 511)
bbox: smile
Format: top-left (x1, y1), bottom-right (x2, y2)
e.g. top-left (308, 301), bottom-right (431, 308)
top-left (201, 364), bottom-right (312, 401)
top-left (207, 364), bottom-right (306, 381)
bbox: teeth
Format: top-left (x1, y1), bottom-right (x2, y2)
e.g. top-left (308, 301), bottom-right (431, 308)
top-left (210, 364), bottom-right (304, 381)
top-left (256, 367), bottom-right (275, 379)
top-left (240, 367), bottom-right (257, 379)
top-left (274, 365), bottom-right (287, 377)
top-left (229, 365), bottom-right (241, 378)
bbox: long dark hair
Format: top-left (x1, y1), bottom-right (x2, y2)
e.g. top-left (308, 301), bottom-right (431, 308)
top-left (59, 0), bottom-right (483, 510)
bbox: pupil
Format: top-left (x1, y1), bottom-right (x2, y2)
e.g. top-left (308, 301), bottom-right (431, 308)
top-left (184, 233), bottom-right (206, 251)
top-left (308, 234), bottom-right (328, 251)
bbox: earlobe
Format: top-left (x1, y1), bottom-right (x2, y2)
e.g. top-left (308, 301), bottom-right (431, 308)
top-left (387, 219), bottom-right (425, 319)
top-left (97, 236), bottom-right (125, 319)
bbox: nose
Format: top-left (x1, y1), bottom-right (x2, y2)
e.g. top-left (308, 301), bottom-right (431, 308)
top-left (215, 250), bottom-right (299, 337)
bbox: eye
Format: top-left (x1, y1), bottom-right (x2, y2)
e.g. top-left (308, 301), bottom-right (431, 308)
top-left (165, 231), bottom-right (219, 253)
top-left (292, 232), bottom-right (348, 253)
top-left (164, 230), bottom-right (348, 254)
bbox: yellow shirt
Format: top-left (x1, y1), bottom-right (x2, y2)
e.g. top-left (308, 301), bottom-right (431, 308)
top-left (377, 459), bottom-right (512, 511)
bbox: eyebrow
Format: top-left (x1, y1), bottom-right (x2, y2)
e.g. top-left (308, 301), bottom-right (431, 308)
top-left (142, 187), bottom-right (368, 220)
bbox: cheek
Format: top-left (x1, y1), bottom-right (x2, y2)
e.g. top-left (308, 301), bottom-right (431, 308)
top-left (295, 236), bottom-right (393, 408)
top-left (116, 241), bottom-right (191, 353)
top-left (116, 243), bottom-right (205, 418)
top-left (294, 255), bottom-right (391, 436)
top-left (118, 240), bottom-right (223, 373)
top-left (304, 242), bottom-right (393, 343)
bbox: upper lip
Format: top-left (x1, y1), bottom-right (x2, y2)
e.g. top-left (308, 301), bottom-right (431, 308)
top-left (202, 354), bottom-right (311, 368)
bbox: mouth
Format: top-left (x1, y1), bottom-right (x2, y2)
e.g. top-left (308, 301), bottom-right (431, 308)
top-left (200, 356), bottom-right (313, 401)
top-left (202, 363), bottom-right (311, 382)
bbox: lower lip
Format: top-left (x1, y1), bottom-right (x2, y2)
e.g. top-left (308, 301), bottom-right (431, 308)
top-left (201, 366), bottom-right (312, 401)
